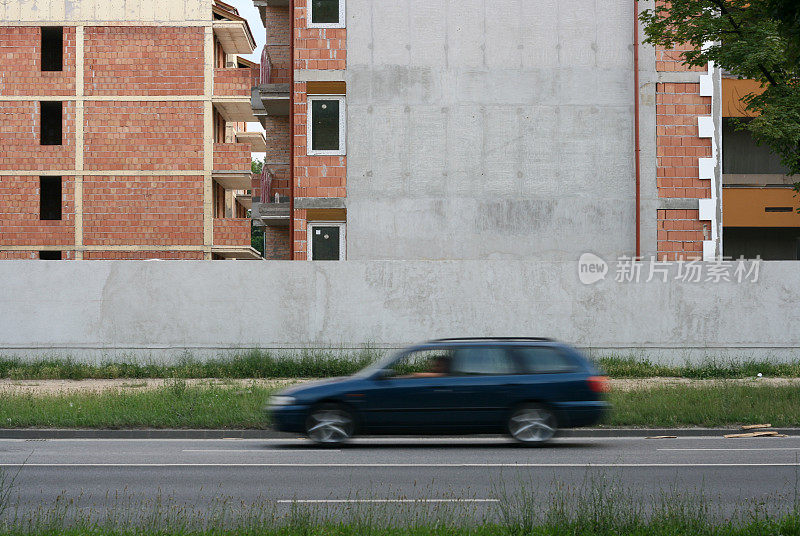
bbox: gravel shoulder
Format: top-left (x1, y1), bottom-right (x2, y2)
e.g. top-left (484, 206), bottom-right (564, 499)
top-left (1, 376), bottom-right (798, 396)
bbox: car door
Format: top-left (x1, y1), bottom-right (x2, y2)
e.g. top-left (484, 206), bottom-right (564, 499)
top-left (358, 349), bottom-right (459, 432)
top-left (506, 346), bottom-right (585, 422)
top-left (445, 346), bottom-right (520, 429)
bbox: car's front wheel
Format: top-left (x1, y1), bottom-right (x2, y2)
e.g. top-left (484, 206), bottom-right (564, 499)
top-left (508, 404), bottom-right (558, 444)
top-left (305, 403), bottom-right (355, 445)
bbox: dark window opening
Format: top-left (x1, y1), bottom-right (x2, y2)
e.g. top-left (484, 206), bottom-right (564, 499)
top-left (311, 225), bottom-right (341, 260)
top-left (40, 176), bottom-right (62, 220)
top-left (311, 99), bottom-right (340, 151)
top-left (40, 101), bottom-right (62, 146)
top-left (41, 27), bottom-right (63, 72)
top-left (722, 118), bottom-right (791, 175)
top-left (39, 251), bottom-right (62, 260)
top-left (311, 0), bottom-right (340, 24)
top-left (724, 227), bottom-right (800, 260)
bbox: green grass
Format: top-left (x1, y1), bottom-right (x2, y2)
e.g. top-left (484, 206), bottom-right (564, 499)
top-left (0, 381), bottom-right (278, 429)
top-left (0, 349), bottom-right (382, 381)
top-left (0, 474), bottom-right (798, 535)
top-left (597, 355), bottom-right (800, 379)
top-left (2, 520), bottom-right (799, 535)
top-left (1, 383), bottom-right (799, 429)
top-left (1, 351), bottom-right (800, 380)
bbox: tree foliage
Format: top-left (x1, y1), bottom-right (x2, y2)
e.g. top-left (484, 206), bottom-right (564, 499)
top-left (640, 0), bottom-right (800, 192)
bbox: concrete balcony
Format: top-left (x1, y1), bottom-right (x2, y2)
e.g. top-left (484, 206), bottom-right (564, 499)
top-left (213, 68), bottom-right (257, 122)
top-left (213, 19), bottom-right (256, 54)
top-left (252, 200), bottom-right (290, 227)
top-left (235, 130), bottom-right (267, 152)
top-left (252, 83), bottom-right (290, 125)
top-left (213, 142), bottom-right (252, 190)
top-left (212, 218), bottom-right (260, 259)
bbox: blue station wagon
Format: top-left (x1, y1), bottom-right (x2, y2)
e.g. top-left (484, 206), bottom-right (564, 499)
top-left (268, 338), bottom-right (610, 444)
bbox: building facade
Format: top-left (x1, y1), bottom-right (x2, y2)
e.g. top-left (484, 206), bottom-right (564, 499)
top-left (251, 0), bottom-right (799, 262)
top-left (0, 0), bottom-right (261, 260)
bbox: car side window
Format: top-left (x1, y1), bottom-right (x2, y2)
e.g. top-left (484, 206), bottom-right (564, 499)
top-left (384, 349), bottom-right (454, 378)
top-left (514, 347), bottom-right (577, 374)
top-left (450, 347), bottom-right (516, 375)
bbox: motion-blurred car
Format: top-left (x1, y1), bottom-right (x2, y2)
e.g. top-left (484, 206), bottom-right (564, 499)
top-left (267, 338), bottom-right (610, 444)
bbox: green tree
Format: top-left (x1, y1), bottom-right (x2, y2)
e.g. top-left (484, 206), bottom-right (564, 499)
top-left (251, 158), bottom-right (264, 175)
top-left (640, 0), bottom-right (800, 199)
top-left (251, 223), bottom-right (265, 257)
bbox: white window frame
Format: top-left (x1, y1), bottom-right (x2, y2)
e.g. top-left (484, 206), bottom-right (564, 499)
top-left (307, 221), bottom-right (346, 261)
top-left (306, 95), bottom-right (346, 156)
top-left (307, 0), bottom-right (346, 29)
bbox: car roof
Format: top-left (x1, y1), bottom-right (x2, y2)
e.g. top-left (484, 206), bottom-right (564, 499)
top-left (413, 337), bottom-right (565, 349)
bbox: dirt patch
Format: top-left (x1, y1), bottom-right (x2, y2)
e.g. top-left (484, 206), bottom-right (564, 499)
top-left (0, 378), bottom-right (305, 396)
top-left (609, 377), bottom-right (800, 391)
top-left (1, 376), bottom-right (798, 396)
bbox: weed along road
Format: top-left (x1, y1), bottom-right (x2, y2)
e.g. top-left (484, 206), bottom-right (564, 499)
top-left (2, 435), bottom-right (800, 520)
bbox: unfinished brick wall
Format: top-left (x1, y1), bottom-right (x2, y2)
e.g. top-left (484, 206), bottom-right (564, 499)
top-left (656, 44), bottom-right (707, 73)
top-left (84, 101), bottom-right (204, 171)
top-left (656, 83), bottom-right (712, 200)
top-left (657, 209), bottom-right (706, 260)
top-left (213, 142), bottom-right (250, 170)
top-left (213, 67), bottom-right (252, 96)
top-left (292, 207), bottom-right (308, 260)
top-left (84, 26), bottom-right (204, 96)
top-left (0, 250), bottom-right (77, 259)
top-left (264, 227), bottom-right (290, 259)
top-left (0, 175), bottom-right (75, 246)
top-left (655, 41), bottom-right (713, 260)
top-left (213, 217), bottom-right (251, 246)
top-left (264, 6), bottom-right (291, 83)
top-left (83, 251), bottom-right (204, 260)
top-left (0, 27), bottom-right (76, 96)
top-left (82, 175), bottom-right (204, 246)
top-left (0, 101), bottom-right (75, 171)
top-left (294, 0), bottom-right (346, 70)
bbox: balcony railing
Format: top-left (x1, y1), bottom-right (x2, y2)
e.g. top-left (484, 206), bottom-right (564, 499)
top-left (213, 218), bottom-right (251, 247)
top-left (213, 142), bottom-right (251, 172)
top-left (260, 45), bottom-right (271, 85)
top-left (260, 165), bottom-right (273, 202)
top-left (213, 68), bottom-right (252, 96)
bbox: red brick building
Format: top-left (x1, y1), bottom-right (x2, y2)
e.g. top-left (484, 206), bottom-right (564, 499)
top-left (251, 0), bottom-right (346, 261)
top-left (0, 0), bottom-right (261, 260)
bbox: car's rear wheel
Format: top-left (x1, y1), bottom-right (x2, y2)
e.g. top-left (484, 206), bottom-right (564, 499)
top-left (508, 404), bottom-right (558, 444)
top-left (305, 403), bottom-right (355, 445)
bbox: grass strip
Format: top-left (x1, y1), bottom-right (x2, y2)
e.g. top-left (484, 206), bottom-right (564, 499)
top-left (3, 519), bottom-right (800, 535)
top-left (2, 351), bottom-right (800, 380)
top-left (1, 383), bottom-right (799, 429)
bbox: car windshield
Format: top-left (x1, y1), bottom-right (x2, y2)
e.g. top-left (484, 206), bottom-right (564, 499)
top-left (353, 349), bottom-right (404, 378)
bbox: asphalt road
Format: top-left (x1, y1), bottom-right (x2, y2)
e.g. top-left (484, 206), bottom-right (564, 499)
top-left (2, 435), bottom-right (800, 523)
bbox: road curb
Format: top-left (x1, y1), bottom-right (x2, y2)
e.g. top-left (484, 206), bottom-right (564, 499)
top-left (0, 428), bottom-right (797, 440)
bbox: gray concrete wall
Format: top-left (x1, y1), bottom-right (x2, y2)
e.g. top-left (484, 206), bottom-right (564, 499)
top-left (344, 0), bottom-right (648, 260)
top-left (0, 260), bottom-right (797, 363)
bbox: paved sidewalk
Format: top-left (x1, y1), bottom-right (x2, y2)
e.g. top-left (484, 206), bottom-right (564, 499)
top-left (1, 427), bottom-right (798, 439)
top-left (2, 376), bottom-right (798, 395)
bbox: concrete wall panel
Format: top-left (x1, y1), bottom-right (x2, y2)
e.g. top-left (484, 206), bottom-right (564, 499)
top-left (0, 260), bottom-right (796, 363)
top-left (345, 0), bottom-right (645, 260)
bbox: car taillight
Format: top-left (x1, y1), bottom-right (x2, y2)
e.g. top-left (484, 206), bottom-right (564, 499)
top-left (587, 376), bottom-right (610, 393)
